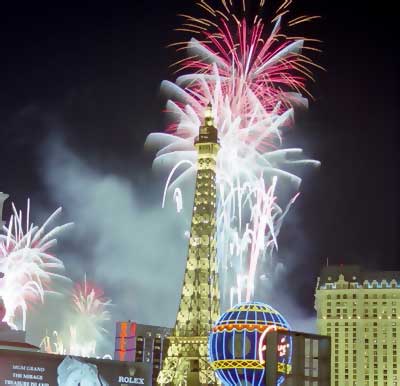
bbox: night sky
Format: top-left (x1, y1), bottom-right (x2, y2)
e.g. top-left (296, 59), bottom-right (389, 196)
top-left (0, 0), bottom-right (398, 335)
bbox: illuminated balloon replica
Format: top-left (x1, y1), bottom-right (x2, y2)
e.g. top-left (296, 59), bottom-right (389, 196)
top-left (208, 302), bottom-right (291, 386)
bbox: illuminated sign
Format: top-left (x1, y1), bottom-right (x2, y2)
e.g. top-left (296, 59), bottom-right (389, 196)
top-left (118, 376), bottom-right (145, 384)
top-left (277, 336), bottom-right (289, 358)
top-left (0, 349), bottom-right (151, 386)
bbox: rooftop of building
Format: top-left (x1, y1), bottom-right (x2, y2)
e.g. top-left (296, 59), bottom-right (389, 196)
top-left (0, 340), bottom-right (39, 352)
top-left (318, 265), bottom-right (400, 288)
top-left (116, 321), bottom-right (172, 336)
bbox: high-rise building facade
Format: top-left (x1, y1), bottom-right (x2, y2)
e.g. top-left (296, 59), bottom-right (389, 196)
top-left (158, 105), bottom-right (220, 385)
top-left (315, 265), bottom-right (400, 386)
top-left (114, 321), bottom-right (172, 386)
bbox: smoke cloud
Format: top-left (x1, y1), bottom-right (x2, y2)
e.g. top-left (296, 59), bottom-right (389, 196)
top-left (35, 136), bottom-right (191, 355)
top-left (23, 132), bottom-right (317, 355)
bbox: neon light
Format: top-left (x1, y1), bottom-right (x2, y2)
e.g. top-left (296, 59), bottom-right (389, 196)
top-left (277, 336), bottom-right (289, 357)
top-left (258, 325), bottom-right (277, 364)
top-left (119, 322), bottom-right (127, 361)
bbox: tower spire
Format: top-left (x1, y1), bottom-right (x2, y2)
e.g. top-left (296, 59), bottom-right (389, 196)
top-left (158, 105), bottom-right (220, 385)
top-left (204, 103), bottom-right (214, 126)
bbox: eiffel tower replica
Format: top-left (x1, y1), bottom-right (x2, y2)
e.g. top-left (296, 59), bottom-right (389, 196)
top-left (158, 104), bottom-right (220, 386)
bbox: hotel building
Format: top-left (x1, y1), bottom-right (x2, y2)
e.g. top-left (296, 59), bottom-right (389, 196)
top-left (315, 265), bottom-right (400, 385)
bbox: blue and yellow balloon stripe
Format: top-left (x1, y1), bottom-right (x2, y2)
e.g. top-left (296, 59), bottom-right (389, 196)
top-left (211, 359), bottom-right (292, 374)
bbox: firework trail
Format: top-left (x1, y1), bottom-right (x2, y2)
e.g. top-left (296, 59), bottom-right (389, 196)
top-left (0, 199), bottom-right (72, 330)
top-left (41, 276), bottom-right (112, 358)
top-left (146, 0), bottom-right (321, 307)
top-left (40, 330), bottom-right (66, 355)
top-left (70, 276), bottom-right (111, 357)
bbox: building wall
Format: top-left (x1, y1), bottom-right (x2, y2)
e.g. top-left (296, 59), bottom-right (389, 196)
top-left (134, 324), bottom-right (171, 385)
top-left (315, 266), bottom-right (400, 386)
top-left (265, 330), bottom-right (330, 386)
top-left (114, 322), bottom-right (171, 386)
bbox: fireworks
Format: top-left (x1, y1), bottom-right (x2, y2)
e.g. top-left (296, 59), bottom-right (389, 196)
top-left (41, 276), bottom-right (112, 358)
top-left (40, 330), bottom-right (66, 355)
top-left (169, 0), bottom-right (321, 119)
top-left (0, 199), bottom-right (72, 330)
top-left (146, 0), bottom-right (321, 306)
top-left (68, 276), bottom-right (111, 357)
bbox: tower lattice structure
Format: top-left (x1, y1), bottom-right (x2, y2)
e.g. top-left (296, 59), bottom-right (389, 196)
top-left (158, 105), bottom-right (220, 386)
